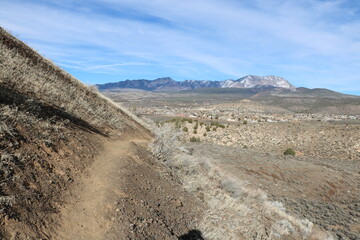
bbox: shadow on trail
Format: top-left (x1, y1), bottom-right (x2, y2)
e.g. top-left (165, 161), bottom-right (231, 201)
top-left (179, 230), bottom-right (204, 240)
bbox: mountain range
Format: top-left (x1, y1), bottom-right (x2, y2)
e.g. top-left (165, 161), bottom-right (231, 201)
top-left (96, 75), bottom-right (296, 91)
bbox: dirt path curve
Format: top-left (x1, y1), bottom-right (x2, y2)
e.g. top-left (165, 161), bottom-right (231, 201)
top-left (54, 138), bottom-right (142, 240)
top-left (52, 136), bottom-right (204, 240)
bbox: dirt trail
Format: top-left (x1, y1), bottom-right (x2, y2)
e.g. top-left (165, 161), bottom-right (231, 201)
top-left (53, 136), bottom-right (204, 240)
top-left (53, 139), bottom-right (138, 239)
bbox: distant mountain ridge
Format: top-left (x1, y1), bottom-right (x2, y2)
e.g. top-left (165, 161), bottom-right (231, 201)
top-left (96, 75), bottom-right (296, 91)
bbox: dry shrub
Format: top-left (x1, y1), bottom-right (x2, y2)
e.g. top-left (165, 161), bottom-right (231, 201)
top-left (284, 148), bottom-right (296, 156)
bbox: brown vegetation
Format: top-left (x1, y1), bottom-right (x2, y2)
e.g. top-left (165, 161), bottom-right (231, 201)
top-left (0, 27), bottom-right (147, 135)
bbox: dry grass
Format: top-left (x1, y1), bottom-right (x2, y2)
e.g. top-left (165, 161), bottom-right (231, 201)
top-left (0, 27), bottom-right (148, 135)
top-left (151, 123), bottom-right (336, 240)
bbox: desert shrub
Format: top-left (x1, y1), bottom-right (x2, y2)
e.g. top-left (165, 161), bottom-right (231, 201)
top-left (203, 132), bottom-right (207, 137)
top-left (166, 118), bottom-right (178, 123)
top-left (179, 118), bottom-right (193, 123)
top-left (243, 120), bottom-right (248, 124)
top-left (212, 127), bottom-right (217, 131)
top-left (194, 124), bottom-right (198, 130)
top-left (193, 130), bottom-right (197, 134)
top-left (183, 127), bottom-right (188, 132)
top-left (150, 124), bottom-right (183, 161)
top-left (284, 148), bottom-right (296, 156)
top-left (167, 118), bottom-right (196, 129)
top-left (199, 122), bottom-right (204, 126)
top-left (167, 119), bottom-right (181, 128)
top-left (190, 136), bottom-right (200, 142)
top-left (211, 122), bottom-right (225, 128)
top-left (206, 126), bottom-right (211, 132)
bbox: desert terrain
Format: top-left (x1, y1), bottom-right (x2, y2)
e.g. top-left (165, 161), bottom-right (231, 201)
top-left (100, 87), bottom-right (360, 239)
top-left (1, 27), bottom-right (360, 240)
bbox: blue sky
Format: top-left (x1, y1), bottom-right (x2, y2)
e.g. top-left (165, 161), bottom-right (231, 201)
top-left (1, 0), bottom-right (360, 95)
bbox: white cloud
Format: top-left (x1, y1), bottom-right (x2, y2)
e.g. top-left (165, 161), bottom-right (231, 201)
top-left (0, 0), bottom-right (359, 92)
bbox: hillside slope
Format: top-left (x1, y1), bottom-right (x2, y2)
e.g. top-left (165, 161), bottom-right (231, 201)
top-left (0, 28), bottom-right (203, 239)
top-left (0, 26), bottom-right (143, 238)
top-left (0, 28), bottom-right (146, 135)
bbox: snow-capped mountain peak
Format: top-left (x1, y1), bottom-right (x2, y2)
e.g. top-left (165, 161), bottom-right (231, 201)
top-left (96, 75), bottom-right (296, 91)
